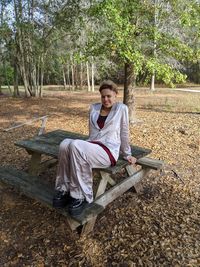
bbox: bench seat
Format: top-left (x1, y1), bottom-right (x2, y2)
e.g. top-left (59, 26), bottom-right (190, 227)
top-left (0, 166), bottom-right (104, 227)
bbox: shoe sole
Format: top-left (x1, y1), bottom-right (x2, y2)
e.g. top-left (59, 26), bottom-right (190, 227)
top-left (68, 202), bottom-right (87, 216)
top-left (53, 197), bottom-right (71, 209)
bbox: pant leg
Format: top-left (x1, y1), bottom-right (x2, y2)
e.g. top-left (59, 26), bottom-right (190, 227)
top-left (69, 140), bottom-right (111, 203)
top-left (55, 138), bottom-right (73, 192)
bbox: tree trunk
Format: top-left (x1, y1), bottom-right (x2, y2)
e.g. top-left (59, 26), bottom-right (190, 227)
top-left (150, 0), bottom-right (158, 91)
top-left (36, 61), bottom-right (40, 92)
top-left (86, 61), bottom-right (91, 92)
top-left (150, 74), bottom-right (155, 91)
top-left (13, 61), bottom-right (20, 97)
top-left (91, 59), bottom-right (95, 92)
top-left (67, 63), bottom-right (71, 90)
top-left (74, 64), bottom-right (78, 90)
top-left (14, 0), bottom-right (30, 97)
top-left (71, 58), bottom-right (75, 91)
top-left (0, 78), bottom-right (2, 94)
top-left (123, 62), bottom-right (136, 124)
top-left (80, 62), bottom-right (83, 90)
top-left (3, 59), bottom-right (12, 95)
top-left (63, 65), bottom-right (67, 89)
top-left (32, 65), bottom-right (38, 97)
top-left (39, 54), bottom-right (44, 97)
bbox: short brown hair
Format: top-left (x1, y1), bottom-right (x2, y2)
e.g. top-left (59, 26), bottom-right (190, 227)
top-left (99, 80), bottom-right (118, 94)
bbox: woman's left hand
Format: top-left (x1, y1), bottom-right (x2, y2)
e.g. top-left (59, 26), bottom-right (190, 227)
top-left (127, 156), bottom-right (137, 165)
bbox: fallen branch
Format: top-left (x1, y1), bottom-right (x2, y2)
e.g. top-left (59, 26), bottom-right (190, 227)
top-left (171, 169), bottom-right (185, 184)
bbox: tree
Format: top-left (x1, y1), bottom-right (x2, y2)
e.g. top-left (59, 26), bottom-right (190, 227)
top-left (0, 0), bottom-right (81, 97)
top-left (86, 0), bottom-right (199, 122)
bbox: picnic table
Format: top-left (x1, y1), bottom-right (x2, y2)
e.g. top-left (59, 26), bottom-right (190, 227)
top-left (0, 129), bottom-right (164, 235)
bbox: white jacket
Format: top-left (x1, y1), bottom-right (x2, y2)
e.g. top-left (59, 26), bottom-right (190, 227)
top-left (88, 102), bottom-right (132, 161)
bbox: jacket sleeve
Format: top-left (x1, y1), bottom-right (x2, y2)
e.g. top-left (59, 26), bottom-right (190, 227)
top-left (120, 105), bottom-right (132, 160)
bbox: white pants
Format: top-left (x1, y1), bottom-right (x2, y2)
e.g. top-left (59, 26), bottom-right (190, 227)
top-left (55, 139), bottom-right (111, 203)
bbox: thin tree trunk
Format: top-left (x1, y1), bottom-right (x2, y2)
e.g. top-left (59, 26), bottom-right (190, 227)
top-left (3, 60), bottom-right (12, 95)
top-left (150, 74), bottom-right (155, 91)
top-left (71, 56), bottom-right (75, 91)
top-left (91, 59), bottom-right (95, 92)
top-left (36, 59), bottom-right (40, 90)
top-left (63, 65), bottom-right (67, 89)
top-left (39, 69), bottom-right (44, 97)
top-left (71, 64), bottom-right (75, 91)
top-left (0, 78), bottom-right (2, 94)
top-left (80, 62), bottom-right (83, 90)
top-left (86, 61), bottom-right (91, 92)
top-left (39, 54), bottom-right (44, 97)
top-left (75, 64), bottom-right (78, 89)
top-left (13, 61), bottom-right (20, 97)
top-left (67, 63), bottom-right (71, 90)
top-left (14, 0), bottom-right (30, 97)
top-left (32, 65), bottom-right (38, 96)
top-left (150, 0), bottom-right (158, 91)
top-left (124, 62), bottom-right (136, 124)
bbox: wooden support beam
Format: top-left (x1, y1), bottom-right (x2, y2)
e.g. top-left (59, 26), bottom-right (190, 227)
top-left (72, 168), bottom-right (150, 225)
top-left (3, 116), bottom-right (48, 132)
top-left (136, 157), bottom-right (164, 170)
top-left (81, 171), bottom-right (112, 235)
top-left (126, 165), bottom-right (143, 193)
top-left (94, 168), bottom-right (149, 209)
top-left (28, 152), bottom-right (42, 176)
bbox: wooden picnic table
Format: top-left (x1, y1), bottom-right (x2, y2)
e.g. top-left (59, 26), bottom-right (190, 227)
top-left (15, 129), bottom-right (153, 176)
top-left (0, 129), bottom-right (164, 236)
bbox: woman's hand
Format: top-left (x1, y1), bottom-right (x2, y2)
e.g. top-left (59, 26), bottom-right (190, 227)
top-left (127, 156), bottom-right (137, 165)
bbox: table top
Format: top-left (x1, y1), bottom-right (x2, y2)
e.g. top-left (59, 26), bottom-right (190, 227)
top-left (15, 129), bottom-right (152, 159)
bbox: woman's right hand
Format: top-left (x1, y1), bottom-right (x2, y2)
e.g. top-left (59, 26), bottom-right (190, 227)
top-left (127, 156), bottom-right (137, 165)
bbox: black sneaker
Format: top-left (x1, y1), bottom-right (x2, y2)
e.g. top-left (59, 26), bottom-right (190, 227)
top-left (68, 198), bottom-right (87, 216)
top-left (53, 190), bottom-right (70, 208)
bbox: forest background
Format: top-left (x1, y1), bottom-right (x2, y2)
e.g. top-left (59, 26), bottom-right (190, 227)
top-left (0, 1), bottom-right (200, 115)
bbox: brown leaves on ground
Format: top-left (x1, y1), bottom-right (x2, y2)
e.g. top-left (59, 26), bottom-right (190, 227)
top-left (0, 89), bottom-right (200, 266)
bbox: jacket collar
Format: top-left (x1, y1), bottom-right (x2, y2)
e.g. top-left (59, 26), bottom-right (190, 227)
top-left (91, 102), bottom-right (118, 129)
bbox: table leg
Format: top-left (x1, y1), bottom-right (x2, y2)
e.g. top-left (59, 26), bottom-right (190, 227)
top-left (81, 171), bottom-right (111, 236)
top-left (126, 165), bottom-right (143, 193)
top-left (28, 152), bottom-right (42, 176)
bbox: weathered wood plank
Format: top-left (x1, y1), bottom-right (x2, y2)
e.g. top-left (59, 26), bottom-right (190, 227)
top-left (0, 167), bottom-right (104, 228)
top-left (15, 130), bottom-right (151, 165)
top-left (72, 168), bottom-right (150, 224)
top-left (81, 171), bottom-right (112, 234)
top-left (136, 157), bottom-right (164, 170)
top-left (28, 152), bottom-right (42, 175)
top-left (0, 167), bottom-right (54, 203)
top-left (94, 169), bottom-right (149, 208)
top-left (71, 203), bottom-right (105, 225)
top-left (18, 141), bottom-right (59, 158)
top-left (125, 165), bottom-right (143, 193)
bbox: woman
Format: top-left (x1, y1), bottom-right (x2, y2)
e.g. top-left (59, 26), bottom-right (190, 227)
top-left (53, 80), bottom-right (136, 216)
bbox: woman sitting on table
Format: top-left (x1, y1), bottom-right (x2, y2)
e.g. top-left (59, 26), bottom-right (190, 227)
top-left (53, 80), bottom-right (136, 216)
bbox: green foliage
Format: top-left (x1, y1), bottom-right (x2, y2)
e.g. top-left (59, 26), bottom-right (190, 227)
top-left (86, 0), bottom-right (200, 86)
top-left (146, 58), bottom-right (187, 87)
top-left (0, 0), bottom-right (199, 89)
top-left (0, 64), bottom-right (13, 85)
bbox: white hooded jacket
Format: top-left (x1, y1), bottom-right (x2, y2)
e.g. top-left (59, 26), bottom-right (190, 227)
top-left (88, 102), bottom-right (132, 161)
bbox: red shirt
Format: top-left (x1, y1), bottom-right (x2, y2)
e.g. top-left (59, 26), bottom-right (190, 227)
top-left (90, 115), bottom-right (116, 166)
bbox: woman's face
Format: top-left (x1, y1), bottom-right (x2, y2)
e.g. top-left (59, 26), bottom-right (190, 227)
top-left (100, 88), bottom-right (117, 109)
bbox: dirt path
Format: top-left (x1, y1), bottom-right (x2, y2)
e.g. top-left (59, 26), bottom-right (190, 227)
top-left (170, 88), bottom-right (200, 93)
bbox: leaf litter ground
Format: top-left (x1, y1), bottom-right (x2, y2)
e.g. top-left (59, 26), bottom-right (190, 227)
top-left (0, 88), bottom-right (199, 267)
